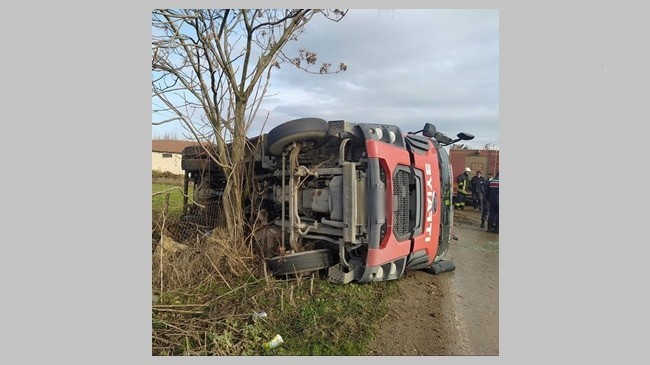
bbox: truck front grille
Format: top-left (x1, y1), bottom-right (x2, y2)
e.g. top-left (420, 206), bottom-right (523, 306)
top-left (393, 170), bottom-right (410, 237)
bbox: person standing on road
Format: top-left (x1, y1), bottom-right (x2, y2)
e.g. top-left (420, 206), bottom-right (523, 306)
top-left (455, 167), bottom-right (471, 210)
top-left (484, 171), bottom-right (499, 233)
top-left (470, 171), bottom-right (487, 210)
top-left (481, 199), bottom-right (489, 228)
top-left (481, 173), bottom-right (494, 227)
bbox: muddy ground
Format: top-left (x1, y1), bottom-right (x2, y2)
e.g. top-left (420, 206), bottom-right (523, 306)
top-left (367, 207), bottom-right (499, 355)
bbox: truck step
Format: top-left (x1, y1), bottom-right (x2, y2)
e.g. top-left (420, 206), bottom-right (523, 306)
top-left (328, 263), bottom-right (363, 284)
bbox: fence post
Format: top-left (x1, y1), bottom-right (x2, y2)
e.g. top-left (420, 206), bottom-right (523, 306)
top-left (159, 193), bottom-right (170, 297)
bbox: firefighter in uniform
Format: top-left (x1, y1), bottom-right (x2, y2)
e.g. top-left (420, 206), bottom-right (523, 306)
top-left (484, 172), bottom-right (499, 233)
top-left (455, 167), bottom-right (471, 210)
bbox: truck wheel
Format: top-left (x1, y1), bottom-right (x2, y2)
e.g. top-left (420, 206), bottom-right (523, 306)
top-left (266, 118), bottom-right (330, 156)
top-left (181, 158), bottom-right (216, 172)
top-left (182, 145), bottom-right (205, 158)
top-left (266, 249), bottom-right (335, 276)
top-left (182, 145), bottom-right (217, 159)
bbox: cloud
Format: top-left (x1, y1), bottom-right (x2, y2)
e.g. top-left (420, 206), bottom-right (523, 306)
top-left (153, 9), bottom-right (499, 146)
top-left (257, 9), bottom-right (499, 145)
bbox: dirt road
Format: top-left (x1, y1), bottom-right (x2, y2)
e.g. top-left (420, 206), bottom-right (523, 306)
top-left (367, 208), bottom-right (499, 355)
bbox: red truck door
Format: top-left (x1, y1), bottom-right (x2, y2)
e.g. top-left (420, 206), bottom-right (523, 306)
top-left (410, 143), bottom-right (442, 267)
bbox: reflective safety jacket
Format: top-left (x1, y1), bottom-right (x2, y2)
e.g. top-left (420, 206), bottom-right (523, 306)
top-left (457, 173), bottom-right (469, 194)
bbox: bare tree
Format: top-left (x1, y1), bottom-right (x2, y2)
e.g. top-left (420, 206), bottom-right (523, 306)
top-left (152, 9), bottom-right (347, 243)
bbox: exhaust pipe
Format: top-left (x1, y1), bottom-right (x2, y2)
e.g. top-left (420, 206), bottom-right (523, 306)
top-left (426, 260), bottom-right (456, 275)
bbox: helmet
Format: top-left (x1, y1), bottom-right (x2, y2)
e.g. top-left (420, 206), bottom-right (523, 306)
top-left (464, 167), bottom-right (471, 172)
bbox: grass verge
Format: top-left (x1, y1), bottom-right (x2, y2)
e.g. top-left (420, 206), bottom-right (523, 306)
top-left (152, 229), bottom-right (398, 356)
top-left (151, 172), bottom-right (399, 355)
top-left (152, 182), bottom-right (192, 220)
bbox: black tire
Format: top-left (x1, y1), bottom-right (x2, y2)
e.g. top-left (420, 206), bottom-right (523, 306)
top-left (182, 145), bottom-right (212, 158)
top-left (266, 249), bottom-right (335, 276)
top-left (182, 145), bottom-right (215, 158)
top-left (181, 158), bottom-right (218, 172)
top-left (266, 118), bottom-right (330, 156)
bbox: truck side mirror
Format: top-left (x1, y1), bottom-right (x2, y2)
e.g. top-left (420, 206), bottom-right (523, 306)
top-left (422, 123), bottom-right (437, 138)
top-left (457, 132), bottom-right (475, 141)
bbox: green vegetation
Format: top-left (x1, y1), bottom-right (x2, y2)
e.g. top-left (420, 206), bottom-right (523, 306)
top-left (259, 278), bottom-right (398, 355)
top-left (152, 182), bottom-right (191, 220)
top-left (152, 272), bottom-right (398, 356)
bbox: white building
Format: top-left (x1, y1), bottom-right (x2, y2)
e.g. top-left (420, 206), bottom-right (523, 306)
top-left (151, 140), bottom-right (199, 175)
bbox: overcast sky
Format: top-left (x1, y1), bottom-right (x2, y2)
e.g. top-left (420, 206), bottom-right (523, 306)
top-left (153, 9), bottom-right (499, 147)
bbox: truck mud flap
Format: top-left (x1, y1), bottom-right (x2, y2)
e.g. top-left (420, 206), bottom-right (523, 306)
top-left (425, 260), bottom-right (456, 275)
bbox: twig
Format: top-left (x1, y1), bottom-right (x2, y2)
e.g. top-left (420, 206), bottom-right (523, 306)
top-left (152, 186), bottom-right (206, 208)
top-left (204, 252), bottom-right (233, 291)
top-left (378, 312), bottom-right (391, 322)
top-left (152, 335), bottom-right (178, 345)
top-left (153, 308), bottom-right (204, 314)
top-left (153, 320), bottom-right (194, 337)
top-left (212, 278), bottom-right (263, 302)
top-left (263, 261), bottom-right (269, 285)
top-left (159, 194), bottom-right (170, 298)
top-left (153, 303), bottom-right (209, 308)
top-left (414, 344), bottom-right (423, 355)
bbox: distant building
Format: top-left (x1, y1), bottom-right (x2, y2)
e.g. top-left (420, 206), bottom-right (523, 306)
top-left (449, 145), bottom-right (500, 195)
top-left (152, 140), bottom-right (199, 175)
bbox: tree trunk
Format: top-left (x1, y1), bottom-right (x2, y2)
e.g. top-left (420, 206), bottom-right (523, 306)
top-left (219, 103), bottom-right (248, 245)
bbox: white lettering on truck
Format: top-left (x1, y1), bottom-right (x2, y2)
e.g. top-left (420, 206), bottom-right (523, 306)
top-left (425, 163), bottom-right (434, 242)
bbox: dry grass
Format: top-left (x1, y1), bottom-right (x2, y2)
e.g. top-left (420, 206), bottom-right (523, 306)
top-left (150, 191), bottom-right (396, 356)
top-left (153, 227), bottom-right (255, 290)
top-left (152, 224), bottom-right (269, 355)
top-left (152, 170), bottom-right (184, 185)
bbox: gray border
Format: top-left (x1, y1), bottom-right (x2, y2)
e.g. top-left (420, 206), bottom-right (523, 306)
top-left (7, 1), bottom-right (647, 364)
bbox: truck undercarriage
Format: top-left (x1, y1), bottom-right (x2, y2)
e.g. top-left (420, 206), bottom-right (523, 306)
top-left (180, 118), bottom-right (473, 284)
